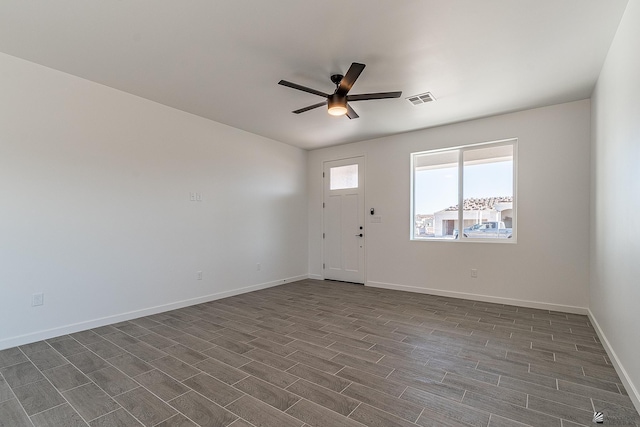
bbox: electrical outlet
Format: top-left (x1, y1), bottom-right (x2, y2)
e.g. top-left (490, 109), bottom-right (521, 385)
top-left (32, 293), bottom-right (44, 307)
top-left (189, 192), bottom-right (196, 201)
top-left (471, 269), bottom-right (478, 278)
top-left (196, 271), bottom-right (203, 280)
top-left (256, 263), bottom-right (261, 271)
top-left (196, 192), bottom-right (202, 201)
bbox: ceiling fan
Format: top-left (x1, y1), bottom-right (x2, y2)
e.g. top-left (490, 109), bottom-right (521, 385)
top-left (278, 62), bottom-right (402, 119)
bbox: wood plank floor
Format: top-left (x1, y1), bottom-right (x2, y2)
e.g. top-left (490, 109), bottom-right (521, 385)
top-left (1, 279), bottom-right (638, 427)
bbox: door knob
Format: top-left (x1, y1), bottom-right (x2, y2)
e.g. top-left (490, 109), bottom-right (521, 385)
top-left (355, 233), bottom-right (363, 237)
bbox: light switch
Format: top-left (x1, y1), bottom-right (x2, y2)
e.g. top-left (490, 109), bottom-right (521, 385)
top-left (32, 293), bottom-right (44, 306)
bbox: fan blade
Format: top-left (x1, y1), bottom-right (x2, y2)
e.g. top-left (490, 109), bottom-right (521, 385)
top-left (346, 104), bottom-right (359, 119)
top-left (292, 101), bottom-right (326, 114)
top-left (347, 91), bottom-right (402, 102)
top-left (336, 63), bottom-right (366, 96)
top-left (278, 80), bottom-right (329, 98)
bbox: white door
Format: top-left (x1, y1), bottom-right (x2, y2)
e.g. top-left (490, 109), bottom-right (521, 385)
top-left (323, 157), bottom-right (365, 283)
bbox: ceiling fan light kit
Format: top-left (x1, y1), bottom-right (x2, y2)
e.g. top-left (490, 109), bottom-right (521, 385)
top-left (327, 94), bottom-right (348, 116)
top-left (278, 62), bottom-right (402, 119)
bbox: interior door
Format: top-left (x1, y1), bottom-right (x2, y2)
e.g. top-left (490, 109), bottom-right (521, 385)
top-left (323, 157), bottom-right (365, 283)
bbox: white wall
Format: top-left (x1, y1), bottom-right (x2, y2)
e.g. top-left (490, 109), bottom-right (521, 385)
top-left (590, 0), bottom-right (640, 410)
top-left (0, 53), bottom-right (308, 349)
top-left (309, 100), bottom-right (591, 312)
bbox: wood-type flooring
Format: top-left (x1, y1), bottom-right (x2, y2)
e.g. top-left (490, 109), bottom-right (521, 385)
top-left (1, 279), bottom-right (638, 426)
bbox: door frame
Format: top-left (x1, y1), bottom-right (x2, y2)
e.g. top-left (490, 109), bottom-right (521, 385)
top-left (322, 155), bottom-right (366, 284)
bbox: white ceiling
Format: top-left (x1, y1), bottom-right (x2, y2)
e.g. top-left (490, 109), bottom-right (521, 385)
top-left (0, 1), bottom-right (628, 150)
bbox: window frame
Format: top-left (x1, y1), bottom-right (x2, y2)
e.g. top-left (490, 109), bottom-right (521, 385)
top-left (410, 138), bottom-right (517, 243)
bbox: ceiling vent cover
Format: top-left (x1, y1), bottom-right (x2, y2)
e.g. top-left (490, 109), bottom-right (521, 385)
top-left (407, 92), bottom-right (436, 106)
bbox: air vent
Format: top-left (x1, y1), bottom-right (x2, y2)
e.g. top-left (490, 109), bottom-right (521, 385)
top-left (406, 92), bottom-right (436, 106)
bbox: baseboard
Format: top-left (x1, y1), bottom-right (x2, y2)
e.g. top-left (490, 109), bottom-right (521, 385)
top-left (588, 309), bottom-right (640, 414)
top-left (308, 274), bottom-right (324, 280)
top-left (0, 274), bottom-right (308, 350)
top-left (366, 280), bottom-right (589, 315)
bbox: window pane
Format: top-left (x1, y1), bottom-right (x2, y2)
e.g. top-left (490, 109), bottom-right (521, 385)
top-left (461, 145), bottom-right (513, 239)
top-left (330, 164), bottom-right (358, 190)
top-left (413, 151), bottom-right (459, 239)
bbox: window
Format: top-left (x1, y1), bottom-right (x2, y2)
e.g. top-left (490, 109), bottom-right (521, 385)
top-left (329, 164), bottom-right (358, 190)
top-left (411, 139), bottom-right (516, 242)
